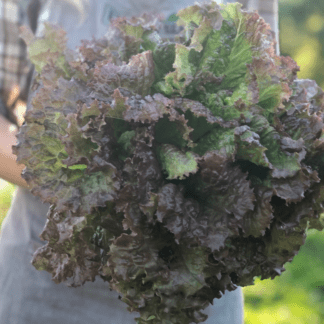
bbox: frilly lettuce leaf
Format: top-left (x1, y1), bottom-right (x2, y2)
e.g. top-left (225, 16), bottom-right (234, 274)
top-left (156, 144), bottom-right (199, 180)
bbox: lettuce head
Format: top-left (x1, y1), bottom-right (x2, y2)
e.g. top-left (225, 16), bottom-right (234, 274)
top-left (13, 2), bottom-right (324, 323)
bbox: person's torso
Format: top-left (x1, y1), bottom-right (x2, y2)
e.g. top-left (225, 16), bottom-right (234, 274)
top-left (35, 0), bottom-right (210, 52)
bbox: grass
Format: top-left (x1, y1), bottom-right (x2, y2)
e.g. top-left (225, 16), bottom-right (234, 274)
top-left (0, 179), bottom-right (324, 323)
top-left (0, 179), bottom-right (16, 231)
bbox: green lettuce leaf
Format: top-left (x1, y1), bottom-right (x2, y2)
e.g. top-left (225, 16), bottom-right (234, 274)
top-left (156, 144), bottom-right (199, 180)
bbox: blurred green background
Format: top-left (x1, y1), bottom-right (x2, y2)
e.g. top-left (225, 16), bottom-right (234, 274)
top-left (1, 0), bottom-right (324, 323)
top-left (244, 0), bottom-right (324, 323)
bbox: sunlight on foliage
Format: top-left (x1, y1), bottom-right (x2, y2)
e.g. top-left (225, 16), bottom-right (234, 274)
top-left (280, 2), bottom-right (324, 89)
top-left (294, 38), bottom-right (321, 78)
top-left (306, 14), bottom-right (324, 33)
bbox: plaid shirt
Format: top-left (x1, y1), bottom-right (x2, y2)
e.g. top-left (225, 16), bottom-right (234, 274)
top-left (0, 0), bottom-right (42, 127)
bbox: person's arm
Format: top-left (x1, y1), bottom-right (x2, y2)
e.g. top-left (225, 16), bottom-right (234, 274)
top-left (0, 0), bottom-right (34, 189)
top-left (0, 112), bottom-right (29, 189)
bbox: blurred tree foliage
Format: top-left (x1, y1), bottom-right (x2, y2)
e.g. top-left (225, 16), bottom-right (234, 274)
top-left (279, 0), bottom-right (324, 88)
top-left (244, 1), bottom-right (324, 323)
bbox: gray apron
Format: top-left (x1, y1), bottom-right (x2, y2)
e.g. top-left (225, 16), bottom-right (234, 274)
top-left (0, 0), bottom-right (244, 323)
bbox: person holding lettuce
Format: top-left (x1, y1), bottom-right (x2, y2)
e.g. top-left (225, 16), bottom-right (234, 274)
top-left (0, 0), bottom-right (252, 322)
